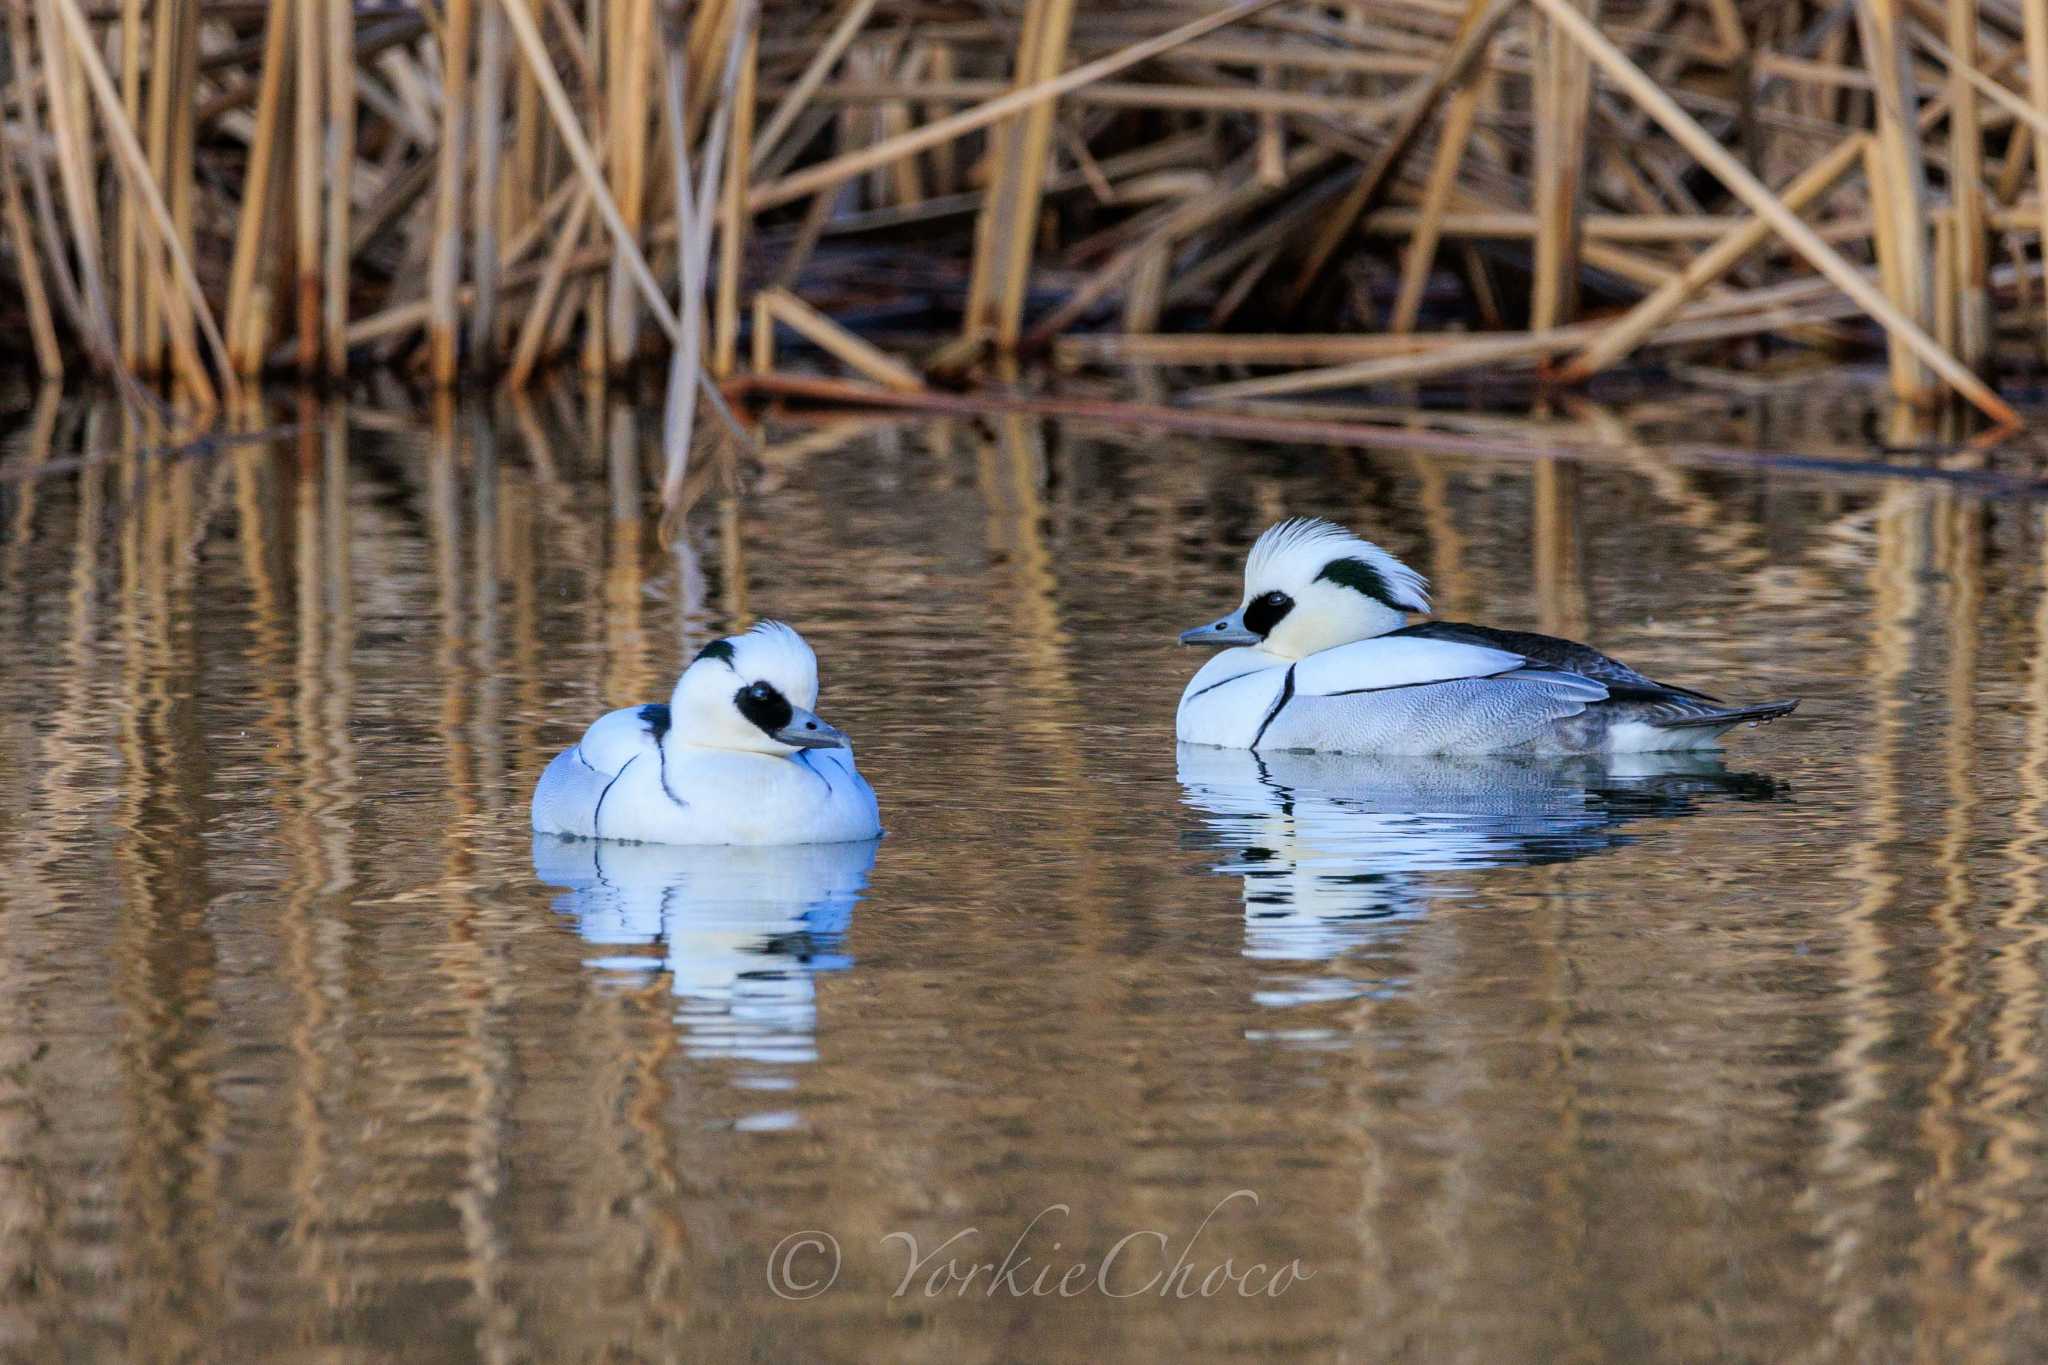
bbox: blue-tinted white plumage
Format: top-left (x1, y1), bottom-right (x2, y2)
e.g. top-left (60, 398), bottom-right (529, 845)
top-left (534, 834), bottom-right (872, 1066)
top-left (532, 621), bottom-right (881, 845)
top-left (1178, 518), bottom-right (1797, 755)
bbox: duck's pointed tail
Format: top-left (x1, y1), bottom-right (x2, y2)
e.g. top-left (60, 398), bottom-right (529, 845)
top-left (1650, 698), bottom-right (1800, 731)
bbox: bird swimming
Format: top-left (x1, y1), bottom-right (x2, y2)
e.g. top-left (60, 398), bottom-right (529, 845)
top-left (1177, 518), bottom-right (1798, 755)
top-left (531, 621), bottom-right (881, 845)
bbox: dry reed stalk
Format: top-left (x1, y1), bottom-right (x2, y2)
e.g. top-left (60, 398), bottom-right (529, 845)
top-left (1555, 133), bottom-right (1869, 381)
top-left (751, 0), bottom-right (879, 174)
top-left (1183, 277), bottom-right (1876, 400)
top-left (1286, 0), bottom-right (1515, 306)
top-left (510, 46), bottom-right (542, 231)
top-left (429, 0), bottom-right (475, 383)
top-left (751, 291), bottom-right (773, 374)
top-left (658, 0), bottom-right (705, 505)
top-left (1934, 206), bottom-right (1957, 357)
top-left (1862, 136), bottom-right (1920, 400)
top-left (1361, 209), bottom-right (1873, 242)
top-left (961, 0), bottom-right (1076, 352)
top-left (1057, 333), bottom-right (1455, 366)
top-left (168, 0), bottom-right (201, 381)
top-left (878, 45), bottom-right (925, 207)
top-left (797, 76), bottom-right (1410, 118)
top-left (922, 40), bottom-right (959, 193)
top-left (1853, 0), bottom-right (1933, 397)
top-left (0, 135), bottom-right (63, 377)
top-left (294, 0), bottom-right (323, 374)
top-left (712, 9), bottom-right (755, 377)
top-left (757, 287), bottom-right (923, 390)
top-left (1389, 76), bottom-right (1482, 332)
top-left (1531, 0), bottom-right (1596, 331)
top-left (469, 0), bottom-right (507, 362)
top-left (50, 0), bottom-right (228, 403)
top-left (1023, 145), bottom-right (1335, 347)
top-left (507, 183), bottom-right (595, 389)
top-left (501, 0), bottom-right (679, 347)
top-left (2023, 0), bottom-right (2048, 356)
top-left (1524, 0), bottom-right (2016, 425)
top-left (1943, 0), bottom-right (1988, 369)
top-left (5, 4), bottom-right (85, 344)
top-left (139, 0), bottom-right (178, 372)
top-left (1255, 61), bottom-right (1284, 186)
top-left (34, 0), bottom-right (119, 372)
top-left (224, 0), bottom-right (292, 374)
top-left (681, 0), bottom-right (734, 133)
top-left (115, 0), bottom-right (141, 366)
top-left (604, 0), bottom-right (653, 368)
top-left (749, 0), bottom-right (1286, 211)
top-left (324, 0), bottom-right (355, 376)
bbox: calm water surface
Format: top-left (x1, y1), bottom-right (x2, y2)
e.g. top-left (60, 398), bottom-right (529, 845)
top-left (2, 386), bottom-right (2047, 1361)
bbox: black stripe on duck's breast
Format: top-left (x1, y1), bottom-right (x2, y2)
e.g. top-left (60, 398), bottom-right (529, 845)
top-left (592, 754), bottom-right (639, 835)
top-left (736, 680), bottom-right (794, 737)
top-left (1185, 668), bottom-right (1274, 703)
top-left (637, 703), bottom-right (672, 742)
top-left (1250, 665), bottom-right (1297, 749)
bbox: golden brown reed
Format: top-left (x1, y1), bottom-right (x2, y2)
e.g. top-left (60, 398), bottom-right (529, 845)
top-left (4, 0), bottom-right (2048, 487)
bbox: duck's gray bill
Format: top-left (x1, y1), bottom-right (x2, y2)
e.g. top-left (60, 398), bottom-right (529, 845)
top-left (775, 706), bottom-right (850, 749)
top-left (1179, 610), bottom-right (1259, 647)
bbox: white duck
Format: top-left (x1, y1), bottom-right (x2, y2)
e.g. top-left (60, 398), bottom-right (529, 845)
top-left (531, 621), bottom-right (881, 845)
top-left (1177, 518), bottom-right (1798, 755)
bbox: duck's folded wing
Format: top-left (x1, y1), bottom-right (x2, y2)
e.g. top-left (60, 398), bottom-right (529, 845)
top-left (1390, 621), bottom-right (1718, 701)
top-left (1292, 636), bottom-right (1531, 696)
top-left (532, 704), bottom-right (668, 838)
top-left (578, 703), bottom-right (670, 773)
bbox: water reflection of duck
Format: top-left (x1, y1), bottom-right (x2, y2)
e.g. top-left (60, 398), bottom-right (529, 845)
top-left (1177, 745), bottom-right (1786, 1011)
top-left (533, 835), bottom-right (876, 1067)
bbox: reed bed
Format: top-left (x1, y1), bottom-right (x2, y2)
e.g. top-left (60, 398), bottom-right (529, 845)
top-left (3, 0), bottom-right (2047, 495)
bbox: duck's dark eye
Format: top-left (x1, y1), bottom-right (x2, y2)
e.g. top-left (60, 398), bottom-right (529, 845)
top-left (1243, 590), bottom-right (1294, 637)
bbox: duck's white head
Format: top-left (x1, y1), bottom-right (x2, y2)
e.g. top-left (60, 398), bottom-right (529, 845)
top-left (1179, 517), bottom-right (1429, 660)
top-left (670, 620), bottom-right (850, 755)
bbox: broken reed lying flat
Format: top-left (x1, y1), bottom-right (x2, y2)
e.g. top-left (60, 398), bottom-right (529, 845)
top-left (0, 0), bottom-right (2041, 439)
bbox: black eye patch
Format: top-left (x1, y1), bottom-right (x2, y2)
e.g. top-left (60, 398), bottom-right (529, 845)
top-left (735, 680), bottom-right (794, 737)
top-left (1243, 590), bottom-right (1294, 637)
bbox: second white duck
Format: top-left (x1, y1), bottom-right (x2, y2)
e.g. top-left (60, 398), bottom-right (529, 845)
top-left (1177, 518), bottom-right (1798, 755)
top-left (531, 621), bottom-right (881, 845)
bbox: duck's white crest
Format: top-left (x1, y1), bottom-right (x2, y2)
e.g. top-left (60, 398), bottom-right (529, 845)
top-left (1247, 517), bottom-right (1430, 614)
top-left (671, 619), bottom-right (823, 754)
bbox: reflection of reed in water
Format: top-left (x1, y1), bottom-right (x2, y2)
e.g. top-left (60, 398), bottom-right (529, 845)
top-left (1178, 745), bottom-right (1787, 1008)
top-left (534, 836), bottom-right (875, 1071)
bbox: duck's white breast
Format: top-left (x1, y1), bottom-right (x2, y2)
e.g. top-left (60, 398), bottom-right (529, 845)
top-left (534, 731), bottom-right (880, 846)
top-left (1176, 648), bottom-right (1289, 747)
